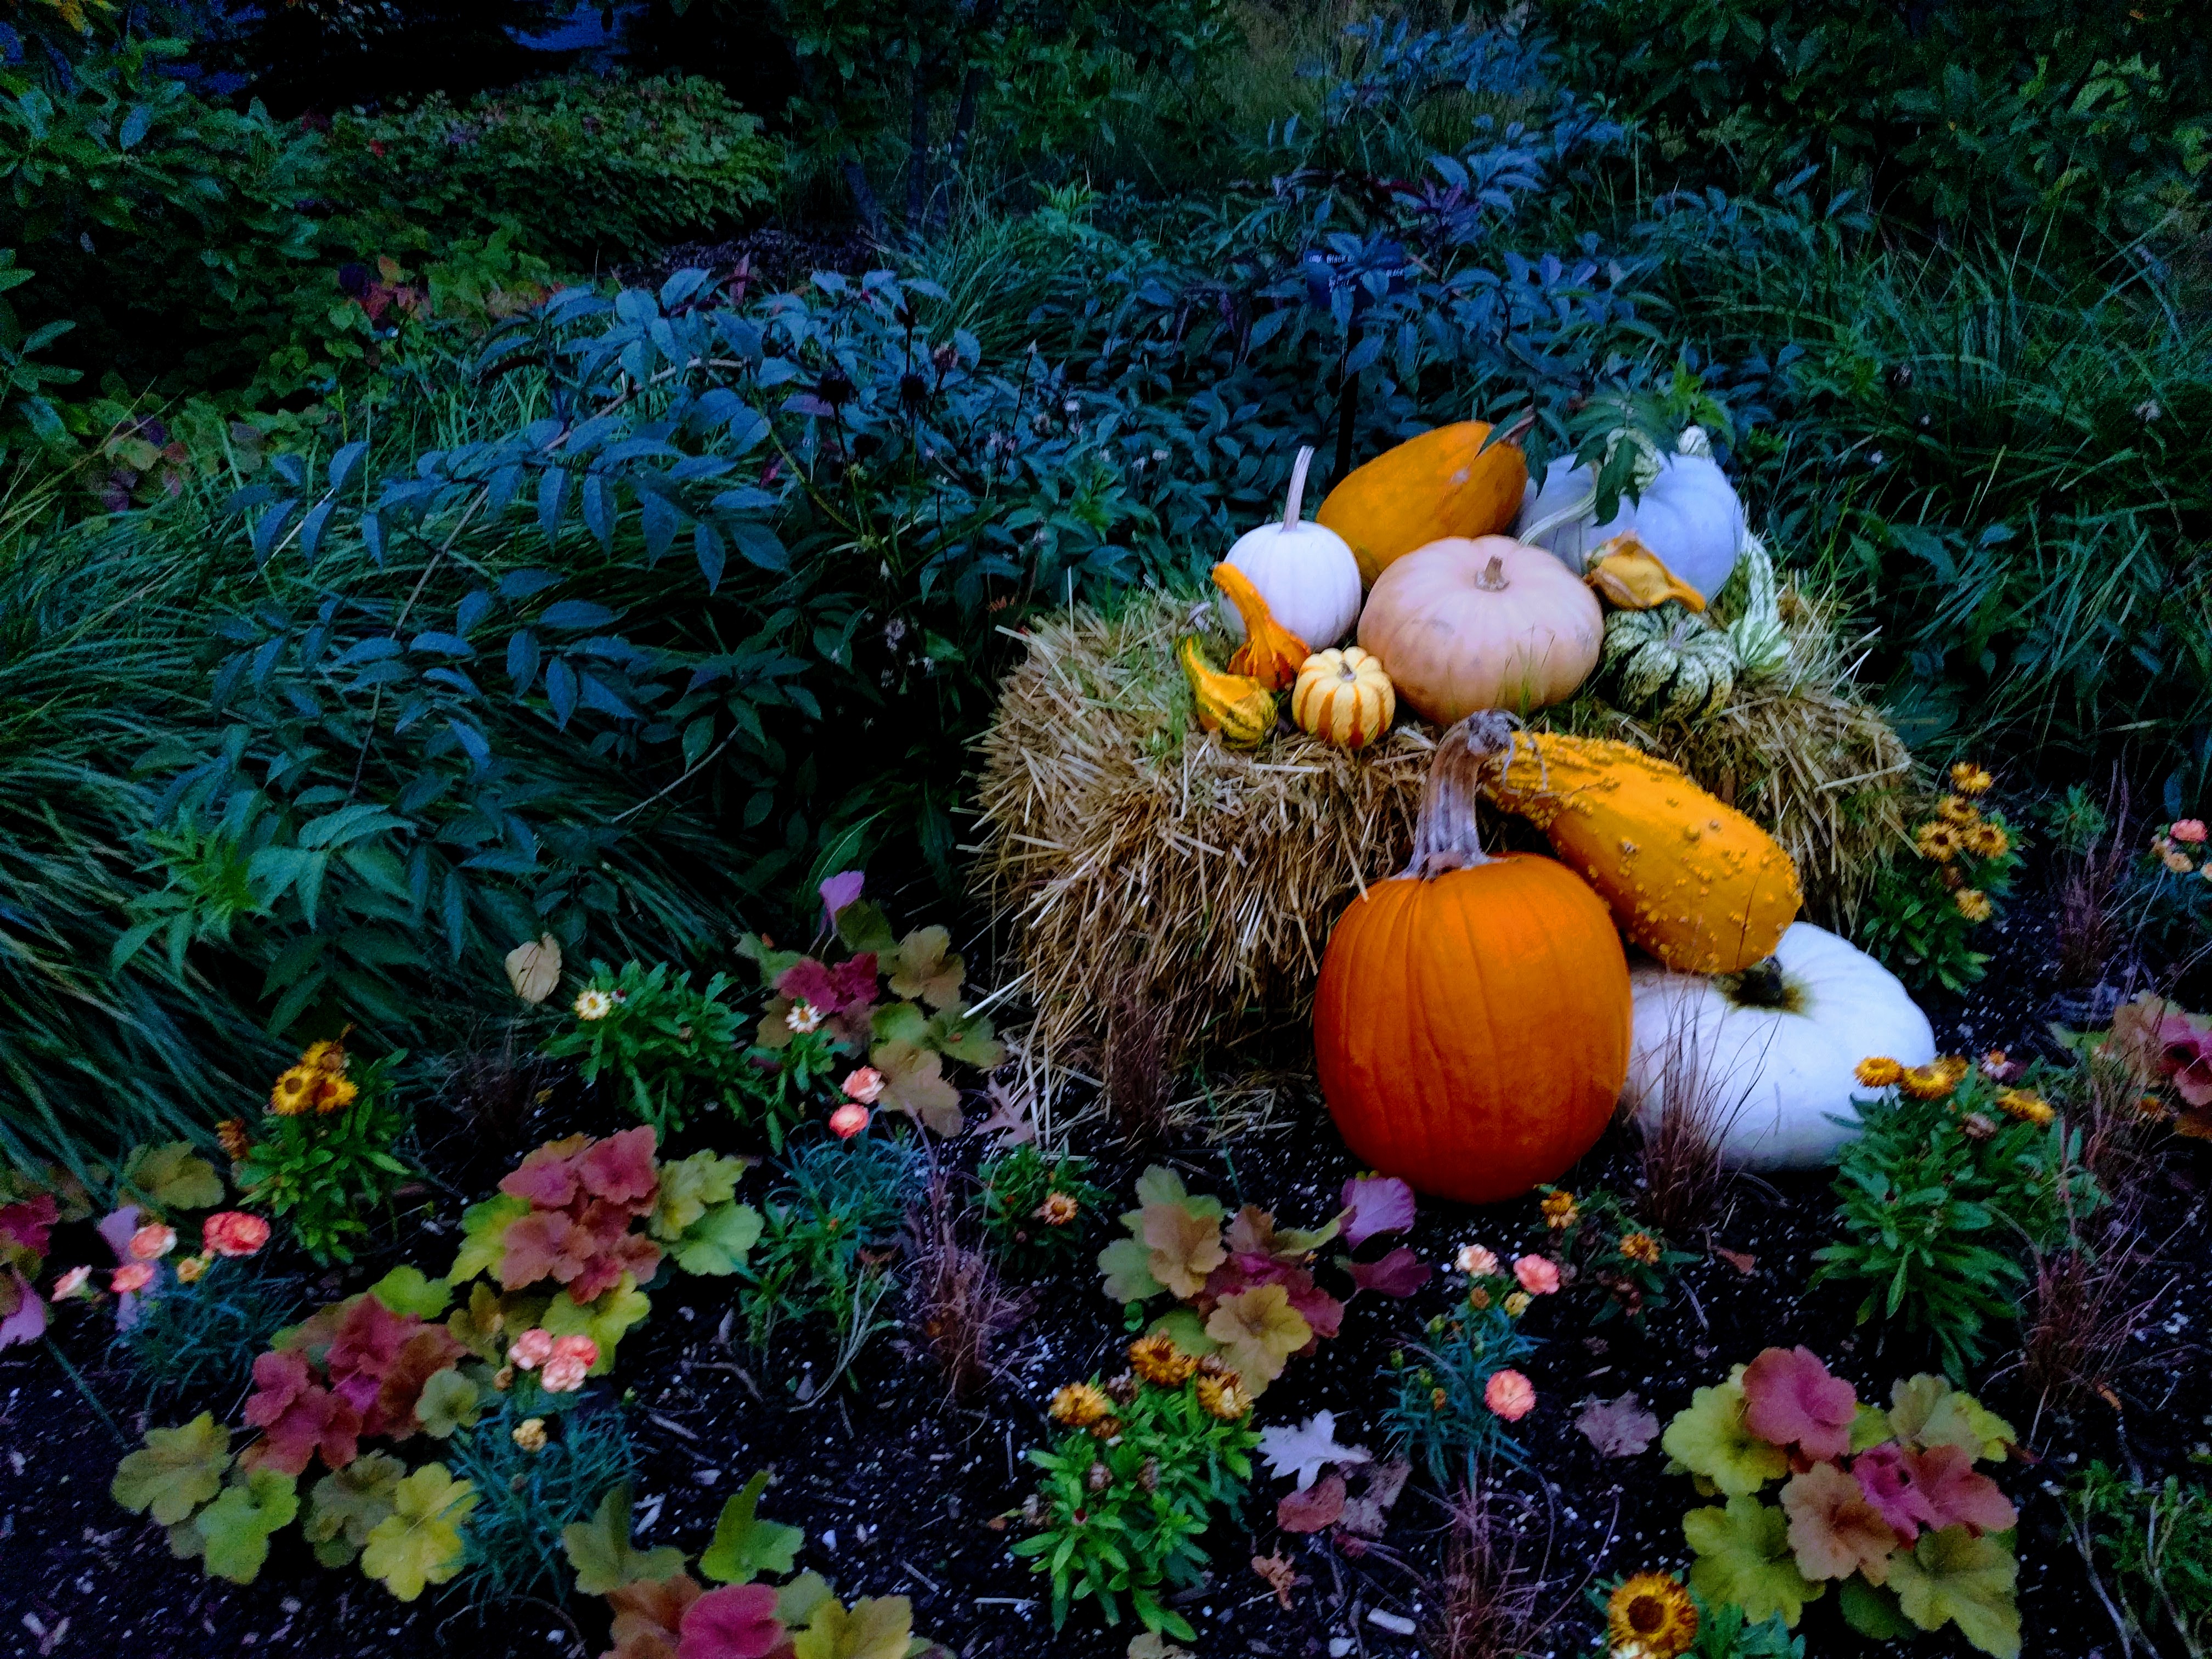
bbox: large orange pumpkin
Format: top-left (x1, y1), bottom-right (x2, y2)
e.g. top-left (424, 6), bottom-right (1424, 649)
top-left (1313, 716), bottom-right (1630, 1204)
top-left (1317, 419), bottom-right (1531, 588)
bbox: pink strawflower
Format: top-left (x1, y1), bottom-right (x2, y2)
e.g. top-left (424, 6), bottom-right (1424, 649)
top-left (1513, 1255), bottom-right (1561, 1295)
top-left (2172, 819), bottom-right (2208, 844)
top-left (549, 1334), bottom-right (599, 1369)
top-left (841, 1066), bottom-right (885, 1104)
top-left (50, 1265), bottom-right (92, 1301)
top-left (202, 1211), bottom-right (271, 1259)
top-left (1455, 1243), bottom-right (1500, 1277)
top-left (111, 1262), bottom-right (155, 1295)
top-left (128, 1223), bottom-right (177, 1261)
top-left (1484, 1368), bottom-right (1537, 1421)
top-left (540, 1355), bottom-right (589, 1393)
top-left (829, 1103), bottom-right (870, 1139)
top-left (509, 1327), bottom-right (555, 1370)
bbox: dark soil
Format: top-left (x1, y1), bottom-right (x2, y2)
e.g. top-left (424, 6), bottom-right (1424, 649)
top-left (5, 846), bottom-right (2208, 1659)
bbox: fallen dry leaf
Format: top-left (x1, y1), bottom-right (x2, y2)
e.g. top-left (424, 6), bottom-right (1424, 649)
top-left (1713, 1248), bottom-right (1759, 1275)
top-left (1575, 1391), bottom-right (1662, 1458)
top-left (1277, 1471), bottom-right (1346, 1534)
top-left (1251, 1551), bottom-right (1301, 1609)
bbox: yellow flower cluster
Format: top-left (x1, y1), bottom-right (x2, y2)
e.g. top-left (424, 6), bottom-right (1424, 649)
top-left (269, 1037), bottom-right (358, 1117)
top-left (1994, 1088), bottom-right (2056, 1127)
top-left (1607, 1572), bottom-right (1700, 1659)
top-left (1854, 1056), bottom-right (1905, 1088)
top-left (1950, 761), bottom-right (1994, 795)
top-left (1540, 1189), bottom-right (1579, 1231)
top-left (1911, 770), bottom-right (2008, 931)
top-left (1618, 1232), bottom-right (1662, 1266)
top-left (1899, 1056), bottom-right (1970, 1100)
top-left (1127, 1334), bottom-right (1195, 1387)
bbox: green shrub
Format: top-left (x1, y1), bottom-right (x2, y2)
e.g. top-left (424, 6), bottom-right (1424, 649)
top-left (738, 1135), bottom-right (918, 1375)
top-left (444, 1400), bottom-right (637, 1607)
top-left (2071, 1463), bottom-right (2212, 1657)
top-left (974, 1143), bottom-right (1111, 1267)
top-left (115, 1253), bottom-right (311, 1408)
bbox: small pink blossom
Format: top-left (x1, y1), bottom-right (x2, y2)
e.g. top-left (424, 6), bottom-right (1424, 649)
top-left (829, 1103), bottom-right (871, 1139)
top-left (1513, 1255), bottom-right (1561, 1295)
top-left (540, 1355), bottom-right (589, 1393)
top-left (549, 1334), bottom-right (599, 1369)
top-left (128, 1223), bottom-right (177, 1261)
top-left (1454, 1244), bottom-right (1500, 1277)
top-left (111, 1262), bottom-right (155, 1295)
top-left (202, 1212), bottom-right (270, 1259)
top-left (51, 1265), bottom-right (92, 1300)
top-left (841, 1066), bottom-right (885, 1104)
top-left (1484, 1368), bottom-right (1537, 1420)
top-left (2172, 819), bottom-right (2208, 844)
top-left (509, 1327), bottom-right (555, 1370)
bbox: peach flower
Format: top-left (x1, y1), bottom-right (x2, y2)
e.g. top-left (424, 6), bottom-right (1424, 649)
top-left (202, 1212), bottom-right (270, 1259)
top-left (1485, 1369), bottom-right (1536, 1420)
top-left (509, 1327), bottom-right (555, 1370)
top-left (1513, 1255), bottom-right (1561, 1295)
top-left (111, 1262), bottom-right (155, 1295)
top-left (541, 1355), bottom-right (589, 1393)
top-left (128, 1223), bottom-right (177, 1261)
top-left (829, 1103), bottom-right (870, 1139)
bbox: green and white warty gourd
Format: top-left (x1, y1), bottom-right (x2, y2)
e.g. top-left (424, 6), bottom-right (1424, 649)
top-left (1518, 425), bottom-right (1745, 602)
top-left (1725, 531), bottom-right (1790, 680)
top-left (1600, 602), bottom-right (1739, 721)
top-left (1623, 922), bottom-right (1936, 1170)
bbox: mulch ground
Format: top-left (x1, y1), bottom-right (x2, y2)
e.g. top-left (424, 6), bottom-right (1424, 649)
top-left (4, 853), bottom-right (2207, 1659)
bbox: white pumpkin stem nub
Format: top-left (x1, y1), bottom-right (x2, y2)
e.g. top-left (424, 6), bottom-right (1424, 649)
top-left (1476, 555), bottom-right (1510, 591)
top-left (1728, 956), bottom-right (1795, 1009)
top-left (1283, 445), bottom-right (1316, 531)
top-left (1400, 715), bottom-right (1513, 880)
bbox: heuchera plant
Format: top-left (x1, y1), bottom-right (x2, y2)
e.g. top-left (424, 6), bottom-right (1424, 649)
top-left (1095, 1168), bottom-right (1430, 1397)
top-left (1661, 1346), bottom-right (2023, 1657)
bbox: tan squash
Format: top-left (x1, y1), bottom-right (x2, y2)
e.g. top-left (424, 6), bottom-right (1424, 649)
top-left (1178, 636), bottom-right (1276, 747)
top-left (1212, 562), bottom-right (1311, 692)
top-left (1317, 418), bottom-right (1532, 587)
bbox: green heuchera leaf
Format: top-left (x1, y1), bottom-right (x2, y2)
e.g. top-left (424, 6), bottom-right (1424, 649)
top-left (369, 1265), bottom-right (453, 1319)
top-left (652, 1150), bottom-right (747, 1239)
top-left (541, 1276), bottom-right (650, 1374)
top-left (304, 1451), bottom-right (405, 1567)
top-left (1684, 1497), bottom-right (1824, 1628)
top-left (415, 1368), bottom-right (482, 1438)
top-left (1887, 1527), bottom-right (2021, 1658)
top-left (1127, 1165), bottom-right (1223, 1223)
top-left (1148, 1306), bottom-right (1220, 1357)
top-left (125, 1142), bottom-right (224, 1214)
top-left (888, 926), bottom-right (964, 1009)
top-left (778, 1570), bottom-right (835, 1626)
top-left (447, 1281), bottom-right (505, 1362)
top-left (669, 1201), bottom-right (764, 1277)
top-left (870, 1000), bottom-right (930, 1048)
top-left (925, 1006), bottom-right (1003, 1069)
top-left (790, 1593), bottom-right (916, 1659)
top-left (1663, 1374), bottom-right (1790, 1497)
top-left (1849, 1403), bottom-right (1894, 1453)
top-left (196, 1467), bottom-right (300, 1584)
top-left (360, 1463), bottom-right (477, 1602)
top-left (562, 1481), bottom-right (687, 1595)
top-left (836, 900), bottom-right (898, 956)
top-left (1098, 1235), bottom-right (1164, 1303)
top-left (1888, 1375), bottom-right (2016, 1462)
top-left (112, 1414), bottom-right (232, 1524)
top-left (449, 1193), bottom-right (530, 1283)
top-left (1838, 1576), bottom-right (1917, 1640)
top-left (699, 1470), bottom-right (805, 1584)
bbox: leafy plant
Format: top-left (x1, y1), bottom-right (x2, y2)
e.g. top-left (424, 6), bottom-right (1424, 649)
top-left (2070, 1464), bottom-right (2212, 1658)
top-left (114, 1251), bottom-right (311, 1407)
top-left (1533, 1185), bottom-right (1695, 1323)
top-left (1662, 1349), bottom-right (2022, 1655)
top-left (1812, 1053), bottom-right (2100, 1376)
top-left (1008, 1347), bottom-right (1262, 1641)
top-left (539, 960), bottom-right (762, 1137)
top-left (449, 1403), bottom-right (640, 1606)
top-left (1384, 1247), bottom-right (1543, 1487)
top-left (1859, 771), bottom-right (2023, 991)
top-left (233, 1034), bottom-right (414, 1263)
top-left (974, 1142), bottom-right (1110, 1266)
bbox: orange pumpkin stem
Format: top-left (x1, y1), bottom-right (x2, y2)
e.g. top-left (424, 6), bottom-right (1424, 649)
top-left (1401, 714), bottom-right (1517, 880)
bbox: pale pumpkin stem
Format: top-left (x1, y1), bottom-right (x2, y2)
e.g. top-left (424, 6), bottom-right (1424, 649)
top-left (1283, 445), bottom-right (1316, 531)
top-left (1400, 715), bottom-right (1517, 880)
top-left (1475, 555), bottom-right (1510, 592)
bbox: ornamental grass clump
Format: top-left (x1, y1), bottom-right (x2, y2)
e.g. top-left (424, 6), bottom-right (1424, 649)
top-left (1662, 1348), bottom-right (2022, 1656)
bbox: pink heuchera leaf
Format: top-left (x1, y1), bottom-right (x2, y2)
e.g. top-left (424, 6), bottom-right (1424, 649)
top-left (1853, 1442), bottom-right (1943, 1541)
top-left (325, 1295), bottom-right (419, 1396)
top-left (577, 1127), bottom-right (659, 1209)
top-left (1782, 1460), bottom-right (1903, 1583)
top-left (1741, 1345), bottom-right (1859, 1460)
top-left (676, 1582), bottom-right (785, 1659)
top-left (819, 870), bottom-right (865, 929)
top-left (1911, 1443), bottom-right (2017, 1536)
top-left (1340, 1176), bottom-right (1415, 1246)
top-left (500, 1142), bottom-right (584, 1209)
top-left (827, 953), bottom-right (879, 1013)
top-left (499, 1208), bottom-right (579, 1290)
top-left (244, 1351), bottom-right (360, 1475)
top-left (366, 1328), bottom-right (470, 1438)
top-left (1277, 1471), bottom-right (1348, 1534)
top-left (0, 1194), bottom-right (58, 1259)
top-left (1348, 1246), bottom-right (1431, 1299)
top-left (1207, 1257), bottom-right (1344, 1340)
top-left (775, 958), bottom-right (842, 1013)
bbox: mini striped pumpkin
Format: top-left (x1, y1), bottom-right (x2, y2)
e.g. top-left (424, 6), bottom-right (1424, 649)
top-left (1292, 647), bottom-right (1396, 748)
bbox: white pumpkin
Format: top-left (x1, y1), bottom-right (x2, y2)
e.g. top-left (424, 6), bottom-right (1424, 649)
top-left (1516, 426), bottom-right (1745, 602)
top-left (1218, 445), bottom-right (1363, 648)
top-left (1622, 922), bottom-right (1936, 1170)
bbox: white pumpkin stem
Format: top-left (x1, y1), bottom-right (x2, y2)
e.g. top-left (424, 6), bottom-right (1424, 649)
top-left (1400, 714), bottom-right (1516, 880)
top-left (1476, 555), bottom-right (1510, 591)
top-left (1283, 445), bottom-right (1316, 531)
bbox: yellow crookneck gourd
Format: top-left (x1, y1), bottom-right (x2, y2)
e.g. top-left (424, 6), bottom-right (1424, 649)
top-left (1211, 561), bottom-right (1311, 692)
top-left (1469, 719), bottom-right (1801, 973)
top-left (1178, 635), bottom-right (1277, 748)
top-left (1584, 533), bottom-right (1707, 612)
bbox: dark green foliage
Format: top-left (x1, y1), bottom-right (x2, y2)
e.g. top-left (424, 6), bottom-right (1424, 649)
top-left (1861, 809), bottom-right (2025, 991)
top-left (235, 1051), bottom-right (414, 1263)
top-left (1812, 1068), bottom-right (2102, 1377)
top-left (2071, 1463), bottom-right (2212, 1657)
top-left (539, 961), bottom-right (768, 1138)
top-left (974, 1143), bottom-right (1110, 1267)
top-left (1012, 1373), bottom-right (1260, 1641)
top-left (1383, 1306), bottom-right (1540, 1487)
top-left (738, 1135), bottom-right (919, 1366)
top-left (445, 1399), bottom-right (637, 1608)
top-left (114, 1254), bottom-right (311, 1408)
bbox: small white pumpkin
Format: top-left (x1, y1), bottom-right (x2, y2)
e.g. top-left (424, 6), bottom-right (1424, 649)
top-left (1517, 426), bottom-right (1745, 603)
top-left (1622, 922), bottom-right (1936, 1170)
top-left (1218, 445), bottom-right (1363, 648)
